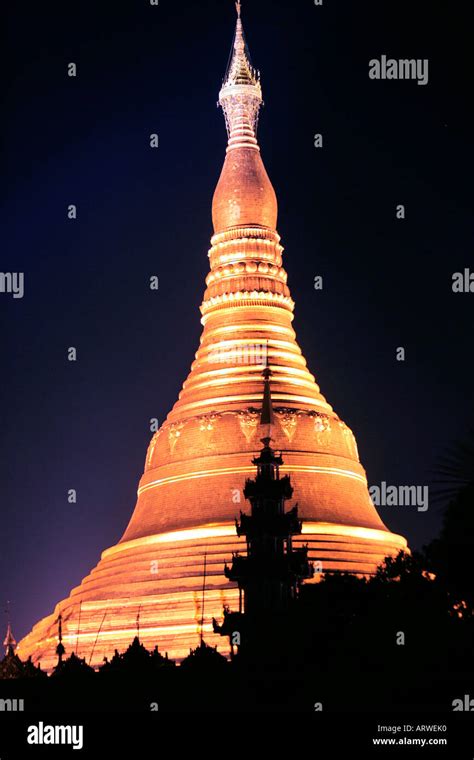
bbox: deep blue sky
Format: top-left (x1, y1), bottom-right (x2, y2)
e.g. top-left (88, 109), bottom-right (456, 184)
top-left (1, 0), bottom-right (471, 641)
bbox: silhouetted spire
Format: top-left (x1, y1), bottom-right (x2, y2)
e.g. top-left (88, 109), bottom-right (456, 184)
top-left (3, 601), bottom-right (16, 655)
top-left (55, 613), bottom-right (65, 666)
top-left (260, 346), bottom-right (274, 445)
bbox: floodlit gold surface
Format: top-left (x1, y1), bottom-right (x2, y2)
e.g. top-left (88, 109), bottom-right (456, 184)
top-left (17, 522), bottom-right (406, 670)
top-left (17, 11), bottom-right (407, 671)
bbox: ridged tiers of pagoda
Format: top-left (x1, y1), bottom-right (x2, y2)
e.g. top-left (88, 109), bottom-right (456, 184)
top-left (17, 4), bottom-right (406, 670)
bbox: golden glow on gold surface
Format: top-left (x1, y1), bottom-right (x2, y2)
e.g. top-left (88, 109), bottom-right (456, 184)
top-left (210, 227), bottom-right (281, 246)
top-left (184, 364), bottom-right (313, 384)
top-left (201, 306), bottom-right (295, 326)
top-left (182, 374), bottom-right (319, 395)
top-left (17, 520), bottom-right (406, 669)
top-left (103, 524), bottom-right (236, 557)
top-left (204, 323), bottom-right (294, 337)
top-left (169, 393), bottom-right (333, 415)
top-left (80, 587), bottom-right (238, 611)
top-left (101, 520), bottom-right (406, 562)
top-left (200, 337), bottom-right (300, 353)
top-left (201, 296), bottom-right (295, 318)
top-left (204, 328), bottom-right (295, 344)
top-left (64, 622), bottom-right (218, 642)
top-left (302, 521), bottom-right (407, 548)
top-left (137, 464), bottom-right (367, 497)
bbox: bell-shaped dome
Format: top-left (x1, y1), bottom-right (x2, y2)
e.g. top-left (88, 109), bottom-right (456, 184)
top-left (212, 146), bottom-right (278, 232)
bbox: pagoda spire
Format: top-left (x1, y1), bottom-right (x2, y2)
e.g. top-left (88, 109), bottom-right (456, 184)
top-left (55, 613), bottom-right (65, 667)
top-left (3, 601), bottom-right (16, 655)
top-left (260, 344), bottom-right (274, 446)
top-left (219, 2), bottom-right (262, 152)
top-left (15, 2), bottom-right (408, 672)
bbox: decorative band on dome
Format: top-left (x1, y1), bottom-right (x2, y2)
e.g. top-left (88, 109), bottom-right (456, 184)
top-left (200, 290), bottom-right (295, 316)
top-left (210, 226), bottom-right (281, 247)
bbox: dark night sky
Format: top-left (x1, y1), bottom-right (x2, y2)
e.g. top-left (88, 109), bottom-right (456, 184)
top-left (1, 0), bottom-right (472, 641)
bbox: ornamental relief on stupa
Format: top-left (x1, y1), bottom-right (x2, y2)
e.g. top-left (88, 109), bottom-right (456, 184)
top-left (146, 428), bottom-right (163, 468)
top-left (198, 413), bottom-right (217, 433)
top-left (339, 421), bottom-right (359, 461)
top-left (237, 409), bottom-right (260, 442)
top-left (149, 407), bottom-right (362, 465)
top-left (310, 411), bottom-right (331, 447)
top-left (168, 421), bottom-right (185, 453)
top-left (277, 409), bottom-right (298, 442)
top-left (197, 413), bottom-right (219, 452)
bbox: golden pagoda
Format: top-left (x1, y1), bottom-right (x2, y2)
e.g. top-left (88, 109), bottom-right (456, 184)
top-left (18, 3), bottom-right (406, 670)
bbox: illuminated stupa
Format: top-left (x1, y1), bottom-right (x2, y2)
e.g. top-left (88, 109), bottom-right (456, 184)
top-left (18, 3), bottom-right (406, 669)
